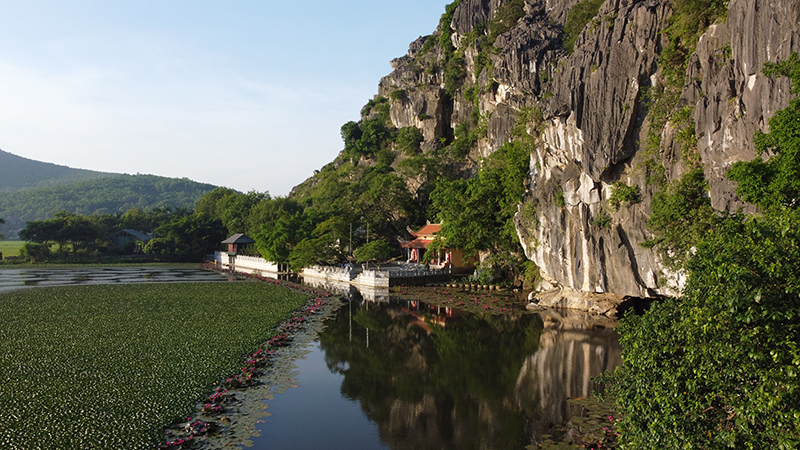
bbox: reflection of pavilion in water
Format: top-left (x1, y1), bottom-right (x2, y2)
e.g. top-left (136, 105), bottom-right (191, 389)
top-left (301, 276), bottom-right (391, 302)
top-left (302, 276), bottom-right (457, 331)
top-left (314, 295), bottom-right (622, 449)
top-left (516, 309), bottom-right (622, 443)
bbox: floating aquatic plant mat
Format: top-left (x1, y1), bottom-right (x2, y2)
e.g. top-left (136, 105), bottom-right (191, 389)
top-left (391, 285), bottom-right (529, 316)
top-left (0, 281), bottom-right (335, 449)
top-left (159, 294), bottom-right (341, 449)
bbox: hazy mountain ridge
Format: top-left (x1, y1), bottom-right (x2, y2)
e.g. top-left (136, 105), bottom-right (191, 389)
top-left (0, 150), bottom-right (219, 238)
top-left (0, 149), bottom-right (121, 192)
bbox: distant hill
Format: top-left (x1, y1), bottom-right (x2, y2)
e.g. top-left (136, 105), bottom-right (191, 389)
top-left (0, 174), bottom-right (218, 223)
top-left (0, 149), bottom-right (120, 191)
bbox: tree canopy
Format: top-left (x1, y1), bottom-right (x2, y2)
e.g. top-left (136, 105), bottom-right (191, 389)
top-left (354, 240), bottom-right (394, 269)
top-left (609, 52), bottom-right (800, 449)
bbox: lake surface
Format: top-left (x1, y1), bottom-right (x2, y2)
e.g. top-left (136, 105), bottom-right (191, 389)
top-left (0, 266), bottom-right (233, 292)
top-left (0, 268), bottom-right (621, 448)
top-left (249, 294), bottom-right (621, 450)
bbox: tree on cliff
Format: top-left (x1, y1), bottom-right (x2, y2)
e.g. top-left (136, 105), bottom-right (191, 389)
top-left (609, 53), bottom-right (800, 449)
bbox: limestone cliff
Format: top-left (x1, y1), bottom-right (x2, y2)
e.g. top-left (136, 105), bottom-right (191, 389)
top-left (374, 0), bottom-right (800, 300)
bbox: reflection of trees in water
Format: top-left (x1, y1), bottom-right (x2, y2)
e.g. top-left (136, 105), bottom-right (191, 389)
top-left (515, 310), bottom-right (622, 444)
top-left (318, 300), bottom-right (544, 449)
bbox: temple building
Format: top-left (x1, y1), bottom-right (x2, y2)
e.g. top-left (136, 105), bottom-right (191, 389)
top-left (398, 223), bottom-right (474, 272)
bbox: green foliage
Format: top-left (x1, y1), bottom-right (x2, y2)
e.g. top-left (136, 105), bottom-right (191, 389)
top-left (438, 1), bottom-right (462, 58)
top-left (607, 181), bottom-right (641, 211)
top-left (19, 242), bottom-right (52, 262)
top-left (554, 189), bottom-right (566, 208)
top-left (432, 140), bottom-right (530, 257)
top-left (611, 209), bottom-right (800, 449)
top-left (728, 52), bottom-right (800, 211)
top-left (488, 0), bottom-right (526, 43)
top-left (641, 83), bottom-right (682, 153)
top-left (144, 214), bottom-right (226, 262)
top-left (612, 55), bottom-right (800, 449)
top-left (521, 260), bottom-right (541, 287)
top-left (353, 239), bottom-right (394, 268)
top-left (643, 168), bottom-right (716, 268)
top-left (563, 0), bottom-right (604, 54)
top-left (341, 97), bottom-right (397, 165)
top-left (640, 157), bottom-right (668, 188)
top-left (445, 53), bottom-right (467, 97)
top-left (448, 122), bottom-right (478, 159)
top-left (360, 96), bottom-right (390, 121)
top-left (660, 0), bottom-right (728, 84)
top-left (195, 188), bottom-right (269, 236)
top-left (389, 89), bottom-right (407, 101)
top-left (593, 209), bottom-right (611, 229)
top-left (0, 174), bottom-right (216, 223)
top-left (512, 107), bottom-right (544, 139)
top-left (288, 216), bottom-right (349, 270)
top-left (20, 211), bottom-right (103, 255)
top-left (0, 148), bottom-right (117, 192)
top-left (0, 282), bottom-right (308, 449)
top-left (395, 127), bottom-right (424, 156)
top-left (673, 106), bottom-right (701, 165)
top-left (639, 0), bottom-right (728, 168)
top-left (519, 201), bottom-right (538, 229)
top-left (253, 198), bottom-right (311, 264)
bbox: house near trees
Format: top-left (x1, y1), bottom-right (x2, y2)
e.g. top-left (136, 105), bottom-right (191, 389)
top-left (399, 223), bottom-right (474, 272)
top-left (222, 233), bottom-right (256, 254)
top-left (108, 229), bottom-right (152, 249)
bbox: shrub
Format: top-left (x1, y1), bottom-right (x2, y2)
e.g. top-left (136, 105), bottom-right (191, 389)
top-left (396, 127), bottom-right (425, 156)
top-left (607, 181), bottom-right (641, 211)
top-left (389, 89), bottom-right (407, 102)
top-left (554, 189), bottom-right (566, 208)
top-left (563, 0), bottom-right (604, 54)
top-left (593, 209), bottom-right (611, 229)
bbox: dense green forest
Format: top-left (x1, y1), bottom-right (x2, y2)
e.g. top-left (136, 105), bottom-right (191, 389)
top-left (0, 149), bottom-right (118, 192)
top-left (15, 207), bottom-right (226, 263)
top-left (607, 53), bottom-right (800, 448)
top-left (0, 174), bottom-right (218, 239)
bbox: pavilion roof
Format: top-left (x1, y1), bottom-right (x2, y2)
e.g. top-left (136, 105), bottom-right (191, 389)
top-left (221, 233), bottom-right (256, 245)
top-left (409, 223), bottom-right (441, 237)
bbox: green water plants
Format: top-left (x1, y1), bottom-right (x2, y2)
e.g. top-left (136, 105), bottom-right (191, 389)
top-left (0, 282), bottom-right (310, 449)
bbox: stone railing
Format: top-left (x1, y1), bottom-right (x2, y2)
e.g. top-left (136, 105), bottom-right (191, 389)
top-left (388, 264), bottom-right (451, 278)
top-left (210, 252), bottom-right (279, 275)
top-left (354, 269), bottom-right (390, 288)
top-left (301, 265), bottom-right (355, 283)
top-left (234, 255), bottom-right (279, 273)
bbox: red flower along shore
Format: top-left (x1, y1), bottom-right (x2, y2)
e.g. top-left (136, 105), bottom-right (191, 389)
top-left (158, 264), bottom-right (333, 449)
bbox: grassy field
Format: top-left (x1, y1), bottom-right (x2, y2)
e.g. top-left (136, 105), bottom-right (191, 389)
top-left (0, 281), bottom-right (310, 449)
top-left (0, 240), bottom-right (25, 258)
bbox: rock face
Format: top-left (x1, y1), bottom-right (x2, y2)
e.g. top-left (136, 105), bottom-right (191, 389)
top-left (377, 0), bottom-right (800, 303)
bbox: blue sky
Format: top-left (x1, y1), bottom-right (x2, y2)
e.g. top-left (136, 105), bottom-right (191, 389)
top-left (0, 1), bottom-right (450, 195)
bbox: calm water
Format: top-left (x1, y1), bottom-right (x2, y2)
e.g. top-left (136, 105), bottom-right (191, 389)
top-left (250, 296), bottom-right (621, 450)
top-left (0, 268), bottom-right (621, 448)
top-left (0, 266), bottom-right (233, 292)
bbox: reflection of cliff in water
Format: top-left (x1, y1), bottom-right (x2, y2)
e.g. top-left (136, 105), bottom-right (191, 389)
top-left (319, 299), bottom-right (542, 449)
top-left (516, 310), bottom-right (622, 443)
top-left (317, 299), bottom-right (621, 449)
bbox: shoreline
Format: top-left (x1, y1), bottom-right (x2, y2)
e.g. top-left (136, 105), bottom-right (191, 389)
top-left (158, 267), bottom-right (343, 450)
